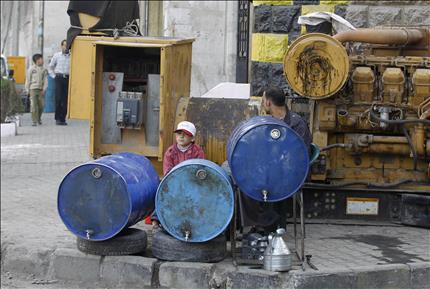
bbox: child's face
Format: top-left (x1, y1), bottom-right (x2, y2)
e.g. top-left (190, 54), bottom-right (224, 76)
top-left (175, 131), bottom-right (193, 147)
top-left (36, 58), bottom-right (44, 66)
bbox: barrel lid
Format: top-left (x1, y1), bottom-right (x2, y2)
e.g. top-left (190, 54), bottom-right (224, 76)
top-left (284, 33), bottom-right (349, 99)
top-left (58, 163), bottom-right (131, 241)
top-left (156, 159), bottom-right (234, 242)
top-left (229, 117), bottom-right (309, 202)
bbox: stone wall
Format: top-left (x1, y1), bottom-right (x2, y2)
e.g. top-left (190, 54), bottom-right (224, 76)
top-left (43, 1), bottom-right (70, 61)
top-left (1, 1), bottom-right (70, 69)
top-left (1, 1), bottom-right (41, 60)
top-left (250, 0), bottom-right (430, 96)
top-left (162, 1), bottom-right (238, 98)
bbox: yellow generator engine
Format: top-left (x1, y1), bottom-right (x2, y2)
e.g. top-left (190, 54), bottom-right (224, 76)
top-left (284, 27), bottom-right (430, 225)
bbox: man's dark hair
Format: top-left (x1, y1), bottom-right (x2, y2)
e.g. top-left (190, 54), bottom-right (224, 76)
top-left (61, 39), bottom-right (67, 46)
top-left (264, 87), bottom-right (286, 107)
top-left (32, 54), bottom-right (43, 63)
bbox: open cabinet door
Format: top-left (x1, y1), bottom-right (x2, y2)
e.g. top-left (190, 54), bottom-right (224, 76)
top-left (158, 44), bottom-right (193, 162)
top-left (68, 38), bottom-right (95, 120)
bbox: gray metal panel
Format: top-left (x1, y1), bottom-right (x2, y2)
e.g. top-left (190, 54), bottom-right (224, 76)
top-left (102, 72), bottom-right (123, 144)
top-left (146, 74), bottom-right (160, 146)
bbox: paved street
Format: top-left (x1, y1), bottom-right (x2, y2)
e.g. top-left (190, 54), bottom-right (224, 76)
top-left (1, 113), bottom-right (89, 252)
top-left (1, 113), bottom-right (430, 289)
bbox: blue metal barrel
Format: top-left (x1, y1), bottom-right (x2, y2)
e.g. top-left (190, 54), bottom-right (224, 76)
top-left (155, 159), bottom-right (234, 242)
top-left (58, 152), bottom-right (159, 241)
top-left (43, 76), bottom-right (55, 113)
top-left (227, 116), bottom-right (309, 202)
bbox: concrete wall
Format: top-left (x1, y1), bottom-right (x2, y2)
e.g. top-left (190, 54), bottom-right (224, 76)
top-left (1, 1), bottom-right (40, 60)
top-left (162, 1), bottom-right (238, 97)
top-left (1, 1), bottom-right (69, 69)
top-left (43, 1), bottom-right (70, 61)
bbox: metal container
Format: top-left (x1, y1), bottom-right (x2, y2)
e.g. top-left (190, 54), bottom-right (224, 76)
top-left (227, 116), bottom-right (309, 202)
top-left (264, 228), bottom-right (292, 272)
top-left (155, 159), bottom-right (234, 242)
top-left (58, 152), bottom-right (159, 241)
top-left (43, 76), bottom-right (55, 113)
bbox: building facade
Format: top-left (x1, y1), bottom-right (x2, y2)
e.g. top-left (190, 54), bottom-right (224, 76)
top-left (1, 1), bottom-right (428, 98)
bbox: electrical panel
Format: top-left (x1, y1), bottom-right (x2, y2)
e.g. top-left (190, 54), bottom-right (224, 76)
top-left (116, 91), bottom-right (144, 129)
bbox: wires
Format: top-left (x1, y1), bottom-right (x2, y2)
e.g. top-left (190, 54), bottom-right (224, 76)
top-left (320, 143), bottom-right (352, 152)
top-left (70, 19), bottom-right (141, 40)
top-left (370, 104), bottom-right (430, 125)
top-left (305, 179), bottom-right (427, 189)
top-left (402, 125), bottom-right (418, 170)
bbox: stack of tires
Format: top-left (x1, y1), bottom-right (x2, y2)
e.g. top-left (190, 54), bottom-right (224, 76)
top-left (58, 153), bottom-right (159, 256)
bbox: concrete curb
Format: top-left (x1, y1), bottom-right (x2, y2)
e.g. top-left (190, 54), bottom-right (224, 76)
top-left (1, 242), bottom-right (429, 289)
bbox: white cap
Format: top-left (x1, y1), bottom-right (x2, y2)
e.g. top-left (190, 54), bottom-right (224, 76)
top-left (174, 121), bottom-right (196, 137)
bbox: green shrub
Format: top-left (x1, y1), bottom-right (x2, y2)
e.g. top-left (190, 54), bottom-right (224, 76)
top-left (0, 77), bottom-right (24, 123)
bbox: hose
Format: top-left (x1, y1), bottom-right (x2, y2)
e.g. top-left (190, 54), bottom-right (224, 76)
top-left (370, 106), bottom-right (430, 125)
top-left (320, 143), bottom-right (352, 151)
top-left (304, 179), bottom-right (427, 189)
top-left (402, 125), bottom-right (418, 170)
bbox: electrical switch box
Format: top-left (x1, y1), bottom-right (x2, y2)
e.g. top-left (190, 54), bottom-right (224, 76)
top-left (116, 91), bottom-right (144, 129)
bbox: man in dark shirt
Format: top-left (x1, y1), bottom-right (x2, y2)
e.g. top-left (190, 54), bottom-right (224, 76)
top-left (236, 87), bottom-right (312, 235)
top-left (262, 87), bottom-right (312, 152)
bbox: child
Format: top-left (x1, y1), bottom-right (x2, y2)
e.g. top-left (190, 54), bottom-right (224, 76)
top-left (25, 54), bottom-right (48, 126)
top-left (152, 121), bottom-right (205, 227)
top-left (162, 121), bottom-right (205, 175)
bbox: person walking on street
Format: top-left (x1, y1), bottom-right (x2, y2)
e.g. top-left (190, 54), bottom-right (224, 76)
top-left (49, 39), bottom-right (70, 125)
top-left (25, 54), bottom-right (48, 126)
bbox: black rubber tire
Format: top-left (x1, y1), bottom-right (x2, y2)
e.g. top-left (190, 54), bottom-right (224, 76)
top-left (151, 229), bottom-right (227, 262)
top-left (76, 228), bottom-right (147, 256)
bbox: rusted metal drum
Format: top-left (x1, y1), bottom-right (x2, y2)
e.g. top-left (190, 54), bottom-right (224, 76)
top-left (227, 116), bottom-right (309, 202)
top-left (58, 153), bottom-right (159, 241)
top-left (155, 159), bottom-right (234, 242)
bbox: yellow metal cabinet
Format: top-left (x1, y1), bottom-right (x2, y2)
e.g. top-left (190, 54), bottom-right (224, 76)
top-left (7, 56), bottom-right (26, 84)
top-left (68, 36), bottom-right (194, 173)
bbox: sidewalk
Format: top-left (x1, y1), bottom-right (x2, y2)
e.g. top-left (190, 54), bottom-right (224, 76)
top-left (1, 113), bottom-right (429, 289)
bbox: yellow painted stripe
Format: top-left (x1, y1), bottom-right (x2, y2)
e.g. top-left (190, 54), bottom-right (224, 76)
top-left (301, 4), bottom-right (336, 34)
top-left (320, 0), bottom-right (349, 4)
top-left (253, 0), bottom-right (293, 6)
top-left (251, 33), bottom-right (289, 63)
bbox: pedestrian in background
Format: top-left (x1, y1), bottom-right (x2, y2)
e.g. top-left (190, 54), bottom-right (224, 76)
top-left (49, 39), bottom-right (70, 126)
top-left (25, 54), bottom-right (48, 126)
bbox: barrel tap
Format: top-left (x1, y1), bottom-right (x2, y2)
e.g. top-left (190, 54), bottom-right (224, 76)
top-left (85, 229), bottom-right (94, 240)
top-left (184, 230), bottom-right (191, 242)
top-left (262, 190), bottom-right (269, 202)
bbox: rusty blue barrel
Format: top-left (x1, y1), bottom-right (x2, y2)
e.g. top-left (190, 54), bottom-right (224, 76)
top-left (58, 153), bottom-right (159, 241)
top-left (227, 116), bottom-right (309, 202)
top-left (155, 159), bottom-right (234, 242)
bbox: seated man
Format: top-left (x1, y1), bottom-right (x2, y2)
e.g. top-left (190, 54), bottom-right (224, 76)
top-left (262, 87), bottom-right (311, 152)
top-left (238, 87), bottom-right (312, 235)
